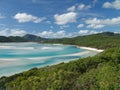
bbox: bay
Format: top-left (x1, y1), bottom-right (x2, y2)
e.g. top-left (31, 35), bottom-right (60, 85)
top-left (0, 43), bottom-right (98, 77)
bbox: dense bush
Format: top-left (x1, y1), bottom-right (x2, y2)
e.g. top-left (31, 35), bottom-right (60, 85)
top-left (44, 32), bottom-right (120, 49)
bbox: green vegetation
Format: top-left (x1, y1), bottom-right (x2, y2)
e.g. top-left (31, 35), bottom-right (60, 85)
top-left (0, 34), bottom-right (47, 42)
top-left (0, 32), bottom-right (120, 90)
top-left (9, 36), bottom-right (28, 42)
top-left (0, 36), bottom-right (28, 42)
top-left (44, 32), bottom-right (120, 49)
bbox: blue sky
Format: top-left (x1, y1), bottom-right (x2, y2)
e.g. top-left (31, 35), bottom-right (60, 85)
top-left (0, 0), bottom-right (120, 38)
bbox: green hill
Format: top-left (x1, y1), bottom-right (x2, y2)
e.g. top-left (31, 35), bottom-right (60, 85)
top-left (0, 32), bottom-right (120, 90)
top-left (0, 34), bottom-right (47, 42)
top-left (0, 36), bottom-right (28, 42)
top-left (44, 32), bottom-right (120, 49)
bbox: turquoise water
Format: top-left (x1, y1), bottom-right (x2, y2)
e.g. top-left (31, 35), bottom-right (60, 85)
top-left (0, 43), bottom-right (98, 77)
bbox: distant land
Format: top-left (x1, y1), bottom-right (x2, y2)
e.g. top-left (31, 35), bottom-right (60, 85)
top-left (0, 32), bottom-right (119, 49)
top-left (0, 34), bottom-right (48, 42)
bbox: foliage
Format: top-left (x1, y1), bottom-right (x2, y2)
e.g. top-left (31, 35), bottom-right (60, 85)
top-left (0, 34), bottom-right (47, 42)
top-left (44, 32), bottom-right (120, 49)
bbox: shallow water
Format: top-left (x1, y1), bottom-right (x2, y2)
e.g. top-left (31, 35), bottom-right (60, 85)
top-left (0, 43), bottom-right (98, 77)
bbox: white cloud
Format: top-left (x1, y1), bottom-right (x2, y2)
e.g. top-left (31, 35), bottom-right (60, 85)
top-left (78, 4), bottom-right (85, 10)
top-left (103, 17), bottom-right (120, 25)
top-left (0, 29), bottom-right (27, 36)
top-left (87, 24), bottom-right (105, 29)
top-left (78, 4), bottom-right (91, 10)
top-left (0, 29), bottom-right (8, 36)
top-left (77, 24), bottom-right (84, 28)
top-left (38, 30), bottom-right (71, 38)
top-left (0, 28), bottom-right (101, 38)
top-left (85, 17), bottom-right (120, 29)
top-left (67, 6), bottom-right (76, 12)
top-left (9, 29), bottom-right (27, 36)
top-left (38, 30), bottom-right (74, 38)
top-left (103, 0), bottom-right (120, 10)
top-left (79, 30), bottom-right (89, 34)
top-left (89, 30), bottom-right (99, 34)
top-left (54, 12), bottom-right (77, 25)
top-left (14, 13), bottom-right (46, 23)
top-left (78, 30), bottom-right (99, 35)
top-left (37, 29), bottom-right (101, 38)
top-left (85, 18), bottom-right (100, 24)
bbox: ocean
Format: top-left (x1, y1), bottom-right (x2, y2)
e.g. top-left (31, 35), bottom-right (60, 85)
top-left (0, 43), bottom-right (98, 77)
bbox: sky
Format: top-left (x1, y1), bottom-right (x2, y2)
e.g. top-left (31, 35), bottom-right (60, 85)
top-left (0, 0), bottom-right (120, 38)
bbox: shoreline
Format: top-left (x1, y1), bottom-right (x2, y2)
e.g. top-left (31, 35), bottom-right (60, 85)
top-left (56, 44), bottom-right (104, 52)
top-left (0, 42), bottom-right (104, 53)
top-left (0, 43), bottom-right (104, 77)
top-left (51, 43), bottom-right (104, 52)
top-left (76, 46), bottom-right (104, 52)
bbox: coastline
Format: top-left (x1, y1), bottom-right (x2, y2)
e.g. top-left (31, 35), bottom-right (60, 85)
top-left (0, 43), bottom-right (104, 77)
top-left (51, 44), bottom-right (104, 52)
top-left (76, 46), bottom-right (104, 52)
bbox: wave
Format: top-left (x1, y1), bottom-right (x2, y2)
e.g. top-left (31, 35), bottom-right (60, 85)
top-left (0, 51), bottom-right (92, 61)
top-left (0, 58), bottom-right (20, 61)
top-left (0, 46), bottom-right (15, 49)
top-left (15, 47), bottom-right (34, 50)
top-left (0, 46), bottom-right (34, 50)
top-left (41, 46), bottom-right (62, 50)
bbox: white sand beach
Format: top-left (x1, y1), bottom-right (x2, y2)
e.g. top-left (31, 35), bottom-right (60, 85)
top-left (77, 46), bottom-right (104, 52)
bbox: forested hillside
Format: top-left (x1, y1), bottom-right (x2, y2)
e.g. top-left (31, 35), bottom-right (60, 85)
top-left (0, 36), bottom-right (28, 42)
top-left (0, 34), bottom-right (47, 42)
top-left (44, 32), bottom-right (120, 49)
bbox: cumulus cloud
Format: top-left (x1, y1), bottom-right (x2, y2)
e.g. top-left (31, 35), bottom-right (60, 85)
top-left (67, 6), bottom-right (76, 12)
top-left (79, 30), bottom-right (89, 34)
top-left (9, 29), bottom-right (27, 36)
top-left (38, 30), bottom-right (71, 38)
top-left (38, 30), bottom-right (73, 38)
top-left (37, 29), bottom-right (101, 38)
top-left (85, 17), bottom-right (120, 29)
top-left (87, 24), bottom-right (105, 29)
top-left (14, 13), bottom-right (46, 23)
top-left (0, 28), bottom-right (101, 38)
top-left (78, 30), bottom-right (99, 35)
top-left (54, 12), bottom-right (77, 25)
top-left (85, 18), bottom-right (100, 25)
top-left (78, 4), bottom-right (91, 10)
top-left (103, 0), bottom-right (120, 10)
top-left (67, 3), bottom-right (92, 12)
top-left (0, 29), bottom-right (27, 36)
top-left (77, 24), bottom-right (84, 28)
top-left (0, 29), bottom-right (8, 36)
